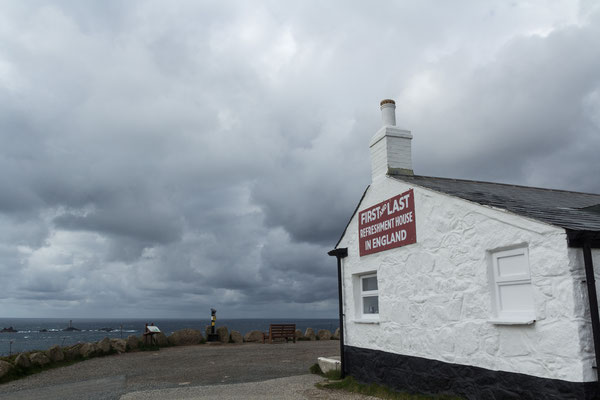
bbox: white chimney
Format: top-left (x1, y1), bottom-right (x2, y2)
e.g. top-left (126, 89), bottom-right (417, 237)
top-left (369, 99), bottom-right (413, 182)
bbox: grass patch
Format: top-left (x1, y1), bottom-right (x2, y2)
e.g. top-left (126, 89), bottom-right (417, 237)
top-left (0, 354), bottom-right (19, 363)
top-left (317, 376), bottom-right (462, 400)
top-left (309, 363), bottom-right (342, 380)
top-left (137, 343), bottom-right (161, 352)
top-left (309, 363), bottom-right (322, 375)
top-left (323, 369), bottom-right (342, 380)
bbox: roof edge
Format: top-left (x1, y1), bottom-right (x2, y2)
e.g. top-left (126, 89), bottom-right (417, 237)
top-left (387, 174), bottom-right (569, 232)
top-left (333, 185), bottom-right (370, 249)
top-left (389, 173), bottom-right (600, 197)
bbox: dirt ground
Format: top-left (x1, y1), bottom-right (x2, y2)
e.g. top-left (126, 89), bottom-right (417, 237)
top-left (0, 340), bottom-right (371, 400)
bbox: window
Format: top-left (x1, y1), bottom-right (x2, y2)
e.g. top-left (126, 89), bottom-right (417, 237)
top-left (490, 247), bottom-right (535, 323)
top-left (352, 271), bottom-right (380, 322)
top-left (360, 273), bottom-right (379, 318)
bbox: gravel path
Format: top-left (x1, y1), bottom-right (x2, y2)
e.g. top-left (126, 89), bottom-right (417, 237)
top-left (0, 341), bottom-right (372, 399)
top-left (121, 374), bottom-right (378, 400)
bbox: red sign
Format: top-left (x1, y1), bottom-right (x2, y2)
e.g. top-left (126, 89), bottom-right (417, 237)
top-left (359, 189), bottom-right (416, 256)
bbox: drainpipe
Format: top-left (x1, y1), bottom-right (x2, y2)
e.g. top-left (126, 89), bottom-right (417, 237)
top-left (583, 241), bottom-right (600, 393)
top-left (328, 247), bottom-right (348, 378)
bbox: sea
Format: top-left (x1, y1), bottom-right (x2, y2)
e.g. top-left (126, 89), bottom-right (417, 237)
top-left (0, 318), bottom-right (339, 356)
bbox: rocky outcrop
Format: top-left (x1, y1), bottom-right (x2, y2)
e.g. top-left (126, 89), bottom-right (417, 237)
top-left (46, 345), bottom-right (65, 362)
top-left (244, 330), bottom-right (264, 343)
top-left (63, 343), bottom-right (83, 361)
top-left (98, 337), bottom-right (112, 354)
top-left (295, 329), bottom-right (305, 340)
top-left (318, 329), bottom-right (331, 341)
top-left (110, 339), bottom-right (127, 353)
top-left (205, 325), bottom-right (228, 342)
top-left (0, 360), bottom-right (13, 379)
top-left (304, 328), bottom-right (316, 341)
top-left (229, 330), bottom-right (243, 344)
top-left (216, 326), bottom-right (229, 343)
top-left (15, 353), bottom-right (31, 368)
top-left (333, 328), bottom-right (340, 340)
top-left (30, 352), bottom-right (50, 366)
top-left (168, 329), bottom-right (203, 346)
top-left (126, 335), bottom-right (139, 350)
top-left (79, 342), bottom-right (99, 358)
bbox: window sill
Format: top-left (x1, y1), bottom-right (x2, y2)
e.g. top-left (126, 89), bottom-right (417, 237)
top-left (488, 317), bottom-right (535, 325)
top-left (353, 319), bottom-right (380, 325)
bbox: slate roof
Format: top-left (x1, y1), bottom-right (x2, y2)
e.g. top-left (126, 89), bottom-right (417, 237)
top-left (391, 174), bottom-right (600, 232)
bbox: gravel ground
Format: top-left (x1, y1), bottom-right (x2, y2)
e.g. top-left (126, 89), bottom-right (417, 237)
top-left (121, 374), bottom-right (378, 400)
top-left (0, 341), bottom-right (373, 399)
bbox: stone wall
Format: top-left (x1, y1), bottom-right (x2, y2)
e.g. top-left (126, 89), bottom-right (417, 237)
top-left (1, 327), bottom-right (339, 382)
top-left (338, 176), bottom-right (589, 383)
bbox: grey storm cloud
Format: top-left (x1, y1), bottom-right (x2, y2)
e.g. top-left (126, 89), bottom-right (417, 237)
top-left (401, 15), bottom-right (600, 192)
top-left (0, 0), bottom-right (599, 318)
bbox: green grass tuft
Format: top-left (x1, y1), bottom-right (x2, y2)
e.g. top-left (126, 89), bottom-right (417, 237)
top-left (323, 369), bottom-right (342, 380)
top-left (309, 362), bottom-right (342, 380)
top-left (317, 376), bottom-right (462, 400)
top-left (309, 363), bottom-right (323, 375)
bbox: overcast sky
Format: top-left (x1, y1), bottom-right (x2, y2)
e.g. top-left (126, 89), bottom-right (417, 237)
top-left (1, 1), bottom-right (599, 319)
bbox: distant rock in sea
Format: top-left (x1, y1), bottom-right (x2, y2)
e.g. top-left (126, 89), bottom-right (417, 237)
top-left (99, 327), bottom-right (114, 332)
top-left (39, 329), bottom-right (48, 332)
top-left (1, 326), bottom-right (17, 333)
top-left (63, 320), bottom-right (81, 332)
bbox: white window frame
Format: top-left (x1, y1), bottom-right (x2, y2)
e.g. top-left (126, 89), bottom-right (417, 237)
top-left (489, 247), bottom-right (536, 324)
top-left (360, 273), bottom-right (379, 320)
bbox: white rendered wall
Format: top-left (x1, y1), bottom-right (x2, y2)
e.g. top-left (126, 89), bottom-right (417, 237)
top-left (369, 127), bottom-right (413, 182)
top-left (339, 176), bottom-right (589, 383)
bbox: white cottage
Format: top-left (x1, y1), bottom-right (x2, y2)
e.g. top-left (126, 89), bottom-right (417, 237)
top-left (329, 100), bottom-right (600, 399)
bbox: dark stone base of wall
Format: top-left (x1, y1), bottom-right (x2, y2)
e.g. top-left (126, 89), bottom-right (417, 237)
top-left (344, 346), bottom-right (598, 400)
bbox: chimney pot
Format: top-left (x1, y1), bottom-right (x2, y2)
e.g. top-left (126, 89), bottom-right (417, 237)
top-left (380, 99), bottom-right (396, 127)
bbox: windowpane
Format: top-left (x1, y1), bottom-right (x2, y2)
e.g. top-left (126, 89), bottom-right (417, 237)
top-left (497, 252), bottom-right (526, 278)
top-left (491, 247), bottom-right (534, 320)
top-left (363, 296), bottom-right (379, 314)
top-left (362, 276), bottom-right (378, 291)
top-left (498, 283), bottom-right (534, 313)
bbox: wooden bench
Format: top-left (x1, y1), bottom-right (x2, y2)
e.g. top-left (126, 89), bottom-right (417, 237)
top-left (263, 324), bottom-right (296, 343)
